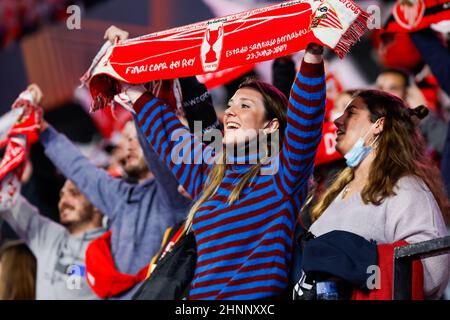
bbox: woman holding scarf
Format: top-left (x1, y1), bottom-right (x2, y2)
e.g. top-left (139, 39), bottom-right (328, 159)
top-left (308, 90), bottom-right (450, 299)
top-left (120, 43), bottom-right (326, 300)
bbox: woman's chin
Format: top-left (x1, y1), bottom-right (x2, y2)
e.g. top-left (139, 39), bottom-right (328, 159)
top-left (223, 132), bottom-right (241, 146)
top-left (334, 143), bottom-right (346, 156)
top-left (223, 130), bottom-right (260, 146)
top-left (223, 138), bottom-right (244, 146)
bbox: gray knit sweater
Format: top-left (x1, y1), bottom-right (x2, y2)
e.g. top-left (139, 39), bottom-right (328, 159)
top-left (309, 175), bottom-right (450, 299)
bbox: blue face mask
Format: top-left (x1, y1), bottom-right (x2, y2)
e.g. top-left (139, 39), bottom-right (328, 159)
top-left (344, 122), bottom-right (378, 168)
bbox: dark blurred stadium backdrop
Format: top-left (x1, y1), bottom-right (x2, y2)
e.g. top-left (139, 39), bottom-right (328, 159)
top-left (0, 0), bottom-right (209, 112)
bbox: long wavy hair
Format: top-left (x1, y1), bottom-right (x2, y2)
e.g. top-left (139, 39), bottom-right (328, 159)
top-left (311, 89), bottom-right (450, 223)
top-left (185, 78), bottom-right (288, 231)
top-left (0, 240), bottom-right (36, 300)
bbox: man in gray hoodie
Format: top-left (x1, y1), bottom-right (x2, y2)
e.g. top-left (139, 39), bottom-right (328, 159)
top-left (0, 180), bottom-right (105, 299)
top-left (38, 114), bottom-right (191, 299)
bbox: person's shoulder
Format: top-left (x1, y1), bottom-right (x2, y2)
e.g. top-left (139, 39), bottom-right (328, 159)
top-left (384, 176), bottom-right (439, 216)
top-left (394, 175), bottom-right (431, 194)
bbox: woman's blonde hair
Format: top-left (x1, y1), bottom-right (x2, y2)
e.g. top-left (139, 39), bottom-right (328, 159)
top-left (185, 78), bottom-right (288, 231)
top-left (0, 240), bottom-right (36, 300)
top-left (311, 90), bottom-right (450, 223)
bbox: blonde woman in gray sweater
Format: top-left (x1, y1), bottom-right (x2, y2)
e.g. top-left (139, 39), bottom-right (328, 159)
top-left (309, 90), bottom-right (450, 299)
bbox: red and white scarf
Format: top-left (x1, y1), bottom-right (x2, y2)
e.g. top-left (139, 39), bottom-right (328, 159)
top-left (81, 0), bottom-right (370, 112)
top-left (0, 92), bottom-right (42, 210)
top-left (384, 0), bottom-right (450, 33)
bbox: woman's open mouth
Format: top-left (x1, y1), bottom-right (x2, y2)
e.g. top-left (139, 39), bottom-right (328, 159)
top-left (226, 121), bottom-right (241, 130)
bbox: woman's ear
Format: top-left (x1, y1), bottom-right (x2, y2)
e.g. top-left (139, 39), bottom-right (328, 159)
top-left (264, 119), bottom-right (280, 134)
top-left (374, 117), bottom-right (385, 135)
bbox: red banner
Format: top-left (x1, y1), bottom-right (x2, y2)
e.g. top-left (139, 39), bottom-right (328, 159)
top-left (82, 0), bottom-right (369, 107)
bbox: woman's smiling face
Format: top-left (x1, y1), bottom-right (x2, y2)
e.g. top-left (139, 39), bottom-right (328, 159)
top-left (223, 88), bottom-right (268, 145)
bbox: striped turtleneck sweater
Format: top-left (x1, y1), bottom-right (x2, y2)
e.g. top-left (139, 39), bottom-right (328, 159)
top-left (134, 60), bottom-right (326, 300)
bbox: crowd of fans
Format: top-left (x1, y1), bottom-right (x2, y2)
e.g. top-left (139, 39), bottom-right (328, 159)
top-left (0, 0), bottom-right (106, 48)
top-left (0, 2), bottom-right (450, 301)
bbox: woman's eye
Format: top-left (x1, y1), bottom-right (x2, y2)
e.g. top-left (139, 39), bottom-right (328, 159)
top-left (241, 104), bottom-right (250, 109)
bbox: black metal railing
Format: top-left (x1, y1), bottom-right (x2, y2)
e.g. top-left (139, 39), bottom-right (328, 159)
top-left (393, 236), bottom-right (450, 300)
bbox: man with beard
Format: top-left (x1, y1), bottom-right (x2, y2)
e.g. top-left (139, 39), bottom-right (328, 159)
top-left (0, 179), bottom-right (105, 299)
top-left (120, 120), bottom-right (154, 183)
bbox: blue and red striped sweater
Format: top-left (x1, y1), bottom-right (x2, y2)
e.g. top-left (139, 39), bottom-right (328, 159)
top-left (134, 60), bottom-right (326, 300)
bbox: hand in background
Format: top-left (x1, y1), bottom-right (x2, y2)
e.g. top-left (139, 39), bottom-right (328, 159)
top-left (119, 82), bottom-right (147, 105)
top-left (22, 84), bottom-right (48, 132)
top-left (27, 84), bottom-right (44, 105)
top-left (304, 43), bottom-right (324, 64)
top-left (104, 25), bottom-right (130, 44)
top-left (12, 83), bottom-right (43, 108)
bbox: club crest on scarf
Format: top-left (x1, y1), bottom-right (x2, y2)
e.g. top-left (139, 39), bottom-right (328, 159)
top-left (311, 1), bottom-right (343, 30)
top-left (393, 0), bottom-right (426, 30)
top-left (201, 22), bottom-right (224, 73)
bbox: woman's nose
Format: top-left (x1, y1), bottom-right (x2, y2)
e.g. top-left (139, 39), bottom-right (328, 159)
top-left (224, 106), bottom-right (236, 117)
top-left (59, 196), bottom-right (69, 207)
top-left (333, 114), bottom-right (344, 127)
